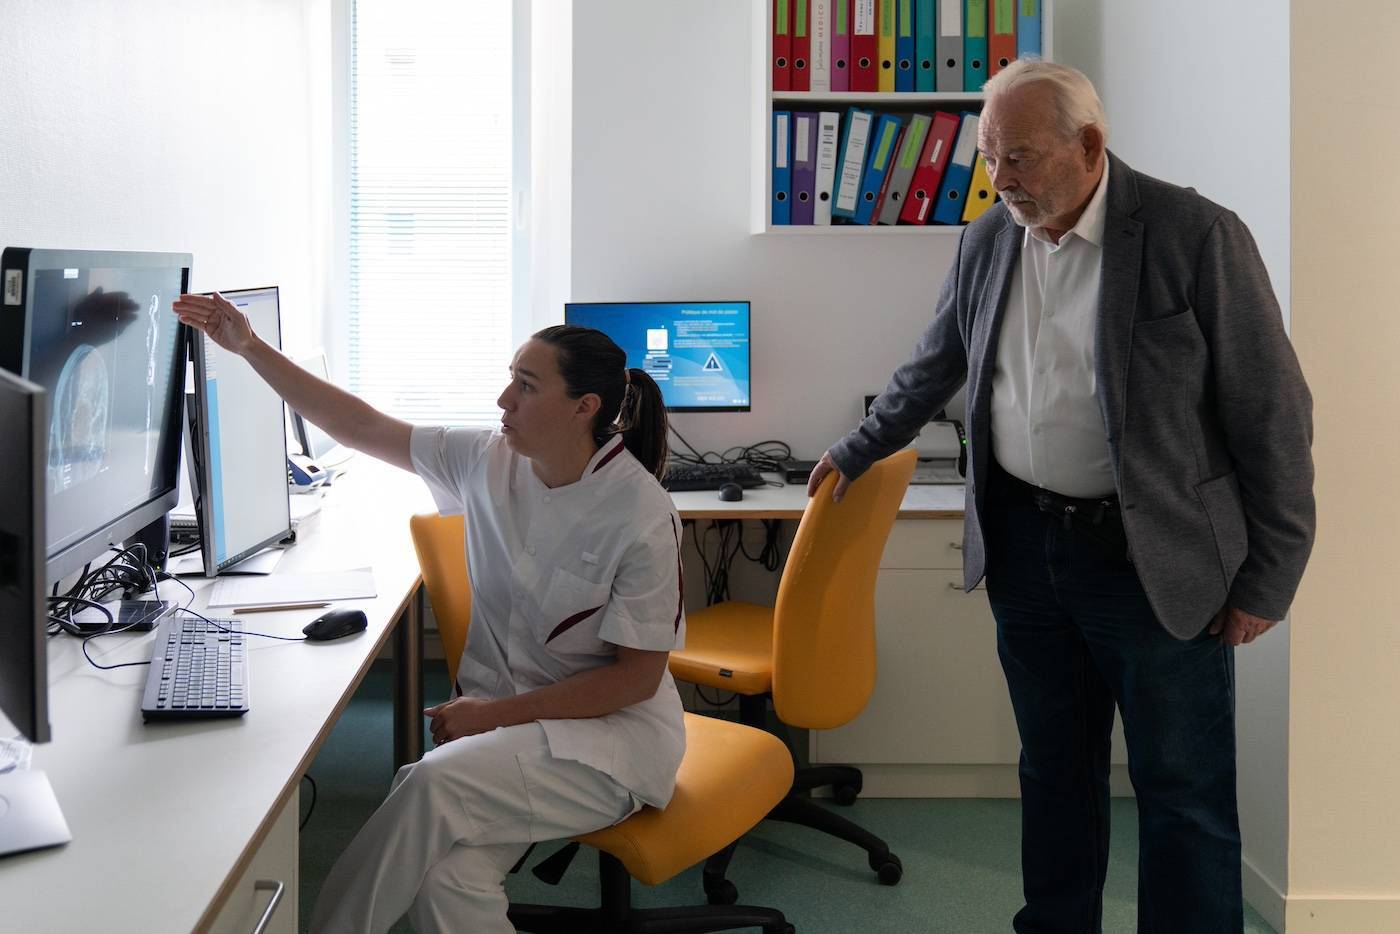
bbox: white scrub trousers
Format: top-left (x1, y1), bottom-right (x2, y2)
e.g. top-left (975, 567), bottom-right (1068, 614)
top-left (308, 721), bottom-right (638, 934)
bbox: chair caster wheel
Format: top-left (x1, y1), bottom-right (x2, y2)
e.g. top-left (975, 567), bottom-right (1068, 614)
top-left (870, 852), bottom-right (902, 885)
top-left (705, 878), bottom-right (739, 905)
top-left (832, 782), bottom-right (861, 806)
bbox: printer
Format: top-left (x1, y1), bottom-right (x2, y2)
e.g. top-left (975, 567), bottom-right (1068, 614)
top-left (909, 419), bottom-right (966, 485)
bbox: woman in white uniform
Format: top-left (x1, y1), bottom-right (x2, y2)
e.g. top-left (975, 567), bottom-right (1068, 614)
top-left (173, 294), bottom-right (687, 934)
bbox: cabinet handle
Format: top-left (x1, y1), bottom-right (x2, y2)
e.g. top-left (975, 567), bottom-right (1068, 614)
top-left (249, 879), bottom-right (285, 934)
top-left (949, 541), bottom-right (963, 551)
top-left (946, 581), bottom-right (988, 592)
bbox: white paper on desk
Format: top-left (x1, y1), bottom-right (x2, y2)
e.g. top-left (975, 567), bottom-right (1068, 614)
top-left (207, 567), bottom-right (377, 608)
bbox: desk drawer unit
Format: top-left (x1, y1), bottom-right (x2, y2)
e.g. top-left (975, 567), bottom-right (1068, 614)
top-left (208, 787), bottom-right (298, 934)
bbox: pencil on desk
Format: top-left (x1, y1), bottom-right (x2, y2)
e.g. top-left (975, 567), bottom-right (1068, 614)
top-left (231, 601), bottom-right (331, 614)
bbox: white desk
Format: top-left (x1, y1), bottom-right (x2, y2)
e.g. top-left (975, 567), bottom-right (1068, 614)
top-left (668, 477), bottom-right (966, 520)
top-left (0, 460), bottom-right (433, 933)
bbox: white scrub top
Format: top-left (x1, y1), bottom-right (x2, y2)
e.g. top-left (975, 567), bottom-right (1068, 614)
top-left (411, 426), bottom-right (687, 808)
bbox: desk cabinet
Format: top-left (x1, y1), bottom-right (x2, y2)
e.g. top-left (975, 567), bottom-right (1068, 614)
top-left (208, 788), bottom-right (298, 934)
top-left (808, 519), bottom-right (1130, 797)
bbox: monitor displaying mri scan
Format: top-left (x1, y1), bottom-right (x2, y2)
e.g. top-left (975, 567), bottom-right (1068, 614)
top-left (0, 248), bottom-right (191, 583)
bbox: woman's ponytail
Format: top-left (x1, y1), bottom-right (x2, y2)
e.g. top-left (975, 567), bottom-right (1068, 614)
top-left (616, 367), bottom-right (669, 480)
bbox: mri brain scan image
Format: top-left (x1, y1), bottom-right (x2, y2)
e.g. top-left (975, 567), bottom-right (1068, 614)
top-left (48, 343), bottom-right (111, 493)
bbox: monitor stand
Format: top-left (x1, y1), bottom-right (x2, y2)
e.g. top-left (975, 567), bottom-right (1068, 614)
top-left (0, 770), bottom-right (72, 858)
top-left (166, 546), bottom-right (286, 578)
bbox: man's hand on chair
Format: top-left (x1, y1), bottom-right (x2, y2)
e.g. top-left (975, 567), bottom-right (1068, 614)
top-left (807, 451), bottom-right (854, 502)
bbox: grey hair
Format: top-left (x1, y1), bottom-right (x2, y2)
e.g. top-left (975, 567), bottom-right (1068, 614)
top-left (982, 58), bottom-right (1109, 145)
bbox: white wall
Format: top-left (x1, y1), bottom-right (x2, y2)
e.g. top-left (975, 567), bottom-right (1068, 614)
top-left (0, 0), bottom-right (332, 355)
top-left (570, 0), bottom-right (963, 459)
top-left (1055, 1), bottom-right (1294, 920)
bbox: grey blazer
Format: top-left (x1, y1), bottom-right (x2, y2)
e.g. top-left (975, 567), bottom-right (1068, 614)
top-left (830, 151), bottom-right (1315, 639)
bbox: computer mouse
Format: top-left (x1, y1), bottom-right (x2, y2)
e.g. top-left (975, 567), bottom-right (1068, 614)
top-left (717, 482), bottom-right (744, 502)
top-left (303, 607), bottom-right (368, 641)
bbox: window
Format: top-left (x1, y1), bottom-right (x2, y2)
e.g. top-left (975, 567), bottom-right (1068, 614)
top-left (349, 1), bottom-right (515, 425)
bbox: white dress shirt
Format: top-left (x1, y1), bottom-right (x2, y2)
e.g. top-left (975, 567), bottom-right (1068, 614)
top-left (411, 426), bottom-right (687, 808)
top-left (991, 160), bottom-right (1116, 498)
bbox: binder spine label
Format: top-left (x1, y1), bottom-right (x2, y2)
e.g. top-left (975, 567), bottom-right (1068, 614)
top-left (941, 0), bottom-right (960, 34)
top-left (856, 0), bottom-right (874, 33)
top-left (995, 0), bottom-right (1013, 32)
top-left (873, 120), bottom-right (898, 170)
top-left (967, 0), bottom-right (986, 38)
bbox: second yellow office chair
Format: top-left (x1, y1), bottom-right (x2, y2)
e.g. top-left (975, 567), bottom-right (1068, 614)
top-left (668, 448), bottom-right (917, 902)
top-left (409, 512), bottom-right (797, 934)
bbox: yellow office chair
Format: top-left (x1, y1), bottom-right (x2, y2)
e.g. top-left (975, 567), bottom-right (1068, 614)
top-left (668, 449), bottom-right (917, 901)
top-left (408, 513), bottom-right (796, 934)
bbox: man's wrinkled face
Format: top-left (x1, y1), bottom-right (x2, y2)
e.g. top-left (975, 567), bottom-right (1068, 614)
top-left (977, 85), bottom-right (1100, 233)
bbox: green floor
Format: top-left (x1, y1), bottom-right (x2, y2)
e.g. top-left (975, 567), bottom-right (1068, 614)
top-left (299, 662), bottom-right (1276, 933)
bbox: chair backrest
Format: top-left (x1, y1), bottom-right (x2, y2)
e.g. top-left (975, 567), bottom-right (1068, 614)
top-left (408, 513), bottom-right (471, 685)
top-left (771, 449), bottom-right (916, 730)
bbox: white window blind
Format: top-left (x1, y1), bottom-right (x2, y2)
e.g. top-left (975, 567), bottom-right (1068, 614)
top-left (349, 1), bottom-right (513, 425)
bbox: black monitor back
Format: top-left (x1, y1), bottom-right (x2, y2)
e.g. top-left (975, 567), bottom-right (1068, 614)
top-left (0, 371), bottom-right (49, 743)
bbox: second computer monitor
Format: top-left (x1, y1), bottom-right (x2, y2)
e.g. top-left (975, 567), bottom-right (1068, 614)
top-left (563, 301), bottom-right (751, 412)
top-left (188, 287), bottom-right (292, 575)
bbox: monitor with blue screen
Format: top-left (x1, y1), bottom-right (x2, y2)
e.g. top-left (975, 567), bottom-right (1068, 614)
top-left (563, 301), bottom-right (751, 412)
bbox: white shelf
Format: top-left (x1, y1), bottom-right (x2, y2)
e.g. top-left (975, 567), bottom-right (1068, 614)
top-left (772, 91), bottom-right (986, 105)
top-left (753, 0), bottom-right (1055, 234)
top-left (755, 224), bottom-right (964, 236)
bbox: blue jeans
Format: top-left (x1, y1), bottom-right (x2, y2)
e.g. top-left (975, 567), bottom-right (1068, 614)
top-left (983, 468), bottom-right (1242, 933)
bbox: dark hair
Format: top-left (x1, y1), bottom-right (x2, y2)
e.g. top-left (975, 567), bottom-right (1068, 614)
top-left (531, 325), bottom-right (669, 479)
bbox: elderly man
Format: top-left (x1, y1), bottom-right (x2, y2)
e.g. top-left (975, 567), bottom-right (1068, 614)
top-left (809, 61), bottom-right (1314, 931)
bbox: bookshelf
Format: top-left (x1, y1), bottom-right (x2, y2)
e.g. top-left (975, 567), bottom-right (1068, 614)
top-left (753, 0), bottom-right (1055, 235)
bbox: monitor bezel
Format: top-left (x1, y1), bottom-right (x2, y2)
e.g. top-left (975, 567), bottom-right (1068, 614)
top-left (188, 286), bottom-right (293, 577)
top-left (562, 300), bottom-right (753, 413)
top-left (0, 247), bottom-right (193, 586)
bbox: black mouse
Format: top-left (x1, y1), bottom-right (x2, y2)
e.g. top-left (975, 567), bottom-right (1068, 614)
top-left (717, 482), bottom-right (744, 502)
top-left (303, 607), bottom-right (368, 641)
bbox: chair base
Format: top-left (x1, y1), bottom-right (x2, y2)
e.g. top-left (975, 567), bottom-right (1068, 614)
top-left (716, 694), bottom-right (903, 889)
top-left (509, 851), bottom-right (793, 934)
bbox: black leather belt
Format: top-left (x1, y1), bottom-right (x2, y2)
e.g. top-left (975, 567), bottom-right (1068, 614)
top-left (993, 465), bottom-right (1119, 530)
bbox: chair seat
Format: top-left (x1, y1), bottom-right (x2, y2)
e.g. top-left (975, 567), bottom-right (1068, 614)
top-left (667, 602), bottom-right (775, 695)
top-left (574, 712), bottom-right (793, 887)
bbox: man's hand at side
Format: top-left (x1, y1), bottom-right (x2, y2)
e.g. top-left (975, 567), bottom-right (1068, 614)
top-left (807, 451), bottom-right (854, 502)
top-left (1208, 606), bottom-right (1279, 646)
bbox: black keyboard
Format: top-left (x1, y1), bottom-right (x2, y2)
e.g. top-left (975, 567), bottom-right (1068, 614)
top-left (663, 462), bottom-right (766, 492)
top-left (141, 616), bottom-right (249, 721)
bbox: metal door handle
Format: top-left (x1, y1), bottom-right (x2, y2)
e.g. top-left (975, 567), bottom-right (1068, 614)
top-left (249, 879), bottom-right (285, 934)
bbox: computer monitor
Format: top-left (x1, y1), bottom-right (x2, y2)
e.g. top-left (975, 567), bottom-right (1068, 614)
top-left (186, 287), bottom-right (292, 576)
top-left (563, 301), bottom-right (752, 412)
top-left (291, 352), bottom-right (354, 467)
top-left (0, 370), bottom-right (72, 857)
top-left (0, 247), bottom-right (191, 585)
